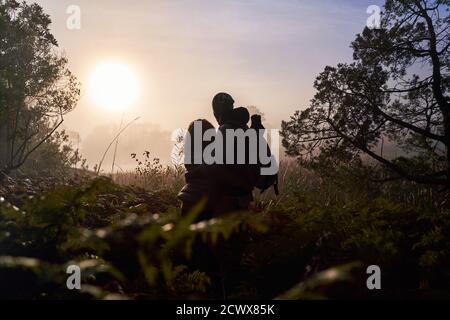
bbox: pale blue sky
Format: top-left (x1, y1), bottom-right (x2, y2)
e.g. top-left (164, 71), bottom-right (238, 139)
top-left (30, 0), bottom-right (384, 167)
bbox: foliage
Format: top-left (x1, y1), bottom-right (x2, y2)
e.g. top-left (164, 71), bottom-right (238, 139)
top-left (0, 0), bottom-right (80, 176)
top-left (281, 0), bottom-right (450, 186)
top-left (18, 129), bottom-right (87, 180)
top-left (1, 172), bottom-right (450, 299)
top-left (119, 151), bottom-right (185, 195)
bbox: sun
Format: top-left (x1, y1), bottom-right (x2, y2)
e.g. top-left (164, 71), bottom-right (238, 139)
top-left (88, 61), bottom-right (140, 112)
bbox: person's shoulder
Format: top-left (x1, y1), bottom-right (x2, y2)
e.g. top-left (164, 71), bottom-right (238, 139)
top-left (219, 123), bottom-right (235, 131)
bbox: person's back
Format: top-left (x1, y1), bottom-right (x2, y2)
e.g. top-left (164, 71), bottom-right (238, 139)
top-left (250, 114), bottom-right (264, 130)
top-left (178, 119), bottom-right (216, 221)
top-left (229, 107), bottom-right (250, 129)
top-left (212, 96), bottom-right (258, 213)
top-left (251, 114), bottom-right (279, 195)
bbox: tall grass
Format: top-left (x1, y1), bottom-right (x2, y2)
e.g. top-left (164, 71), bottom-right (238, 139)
top-left (112, 153), bottom-right (185, 195)
top-left (111, 155), bottom-right (445, 211)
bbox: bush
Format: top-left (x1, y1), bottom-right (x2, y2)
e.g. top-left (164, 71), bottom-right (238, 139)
top-left (1, 173), bottom-right (450, 299)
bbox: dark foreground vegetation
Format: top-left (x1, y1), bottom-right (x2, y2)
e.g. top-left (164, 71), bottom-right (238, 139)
top-left (1, 162), bottom-right (450, 300)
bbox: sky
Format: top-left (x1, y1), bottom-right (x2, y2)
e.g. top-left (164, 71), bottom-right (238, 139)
top-left (30, 0), bottom-right (384, 170)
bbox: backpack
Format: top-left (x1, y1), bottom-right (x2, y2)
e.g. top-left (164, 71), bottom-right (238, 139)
top-left (251, 115), bottom-right (279, 196)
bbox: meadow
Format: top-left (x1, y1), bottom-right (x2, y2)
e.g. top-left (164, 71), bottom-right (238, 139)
top-left (1, 156), bottom-right (449, 300)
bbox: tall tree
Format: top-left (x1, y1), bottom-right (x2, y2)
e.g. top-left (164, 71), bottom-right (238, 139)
top-left (0, 0), bottom-right (80, 177)
top-left (282, 0), bottom-right (449, 186)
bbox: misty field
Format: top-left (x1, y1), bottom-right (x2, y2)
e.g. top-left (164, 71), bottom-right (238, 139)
top-left (1, 159), bottom-right (450, 300)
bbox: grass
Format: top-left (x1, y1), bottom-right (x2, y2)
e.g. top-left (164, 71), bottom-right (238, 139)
top-left (1, 157), bottom-right (450, 300)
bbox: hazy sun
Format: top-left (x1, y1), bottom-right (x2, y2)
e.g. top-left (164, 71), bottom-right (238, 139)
top-left (88, 61), bottom-right (140, 111)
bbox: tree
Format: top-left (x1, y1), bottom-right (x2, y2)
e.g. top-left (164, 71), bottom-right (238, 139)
top-left (281, 0), bottom-right (449, 186)
top-left (20, 129), bottom-right (87, 179)
top-left (0, 0), bottom-right (80, 178)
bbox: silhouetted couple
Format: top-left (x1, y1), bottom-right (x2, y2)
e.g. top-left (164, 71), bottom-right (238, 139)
top-left (178, 92), bottom-right (278, 221)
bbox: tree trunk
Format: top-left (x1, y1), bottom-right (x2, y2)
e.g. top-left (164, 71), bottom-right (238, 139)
top-left (0, 120), bottom-right (11, 175)
top-left (445, 114), bottom-right (450, 187)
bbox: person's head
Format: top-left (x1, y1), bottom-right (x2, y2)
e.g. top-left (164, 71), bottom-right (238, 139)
top-left (212, 92), bottom-right (234, 125)
top-left (186, 119), bottom-right (215, 165)
top-left (251, 114), bottom-right (264, 129)
top-left (232, 107), bottom-right (250, 127)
